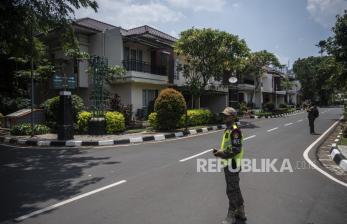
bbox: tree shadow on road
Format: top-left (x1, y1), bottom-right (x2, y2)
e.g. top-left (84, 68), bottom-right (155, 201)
top-left (0, 146), bottom-right (120, 222)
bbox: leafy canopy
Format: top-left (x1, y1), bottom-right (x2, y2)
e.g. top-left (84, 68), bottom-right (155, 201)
top-left (318, 10), bottom-right (347, 89)
top-left (174, 28), bottom-right (249, 95)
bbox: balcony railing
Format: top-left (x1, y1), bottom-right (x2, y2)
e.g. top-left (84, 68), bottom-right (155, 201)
top-left (122, 60), bottom-right (169, 76)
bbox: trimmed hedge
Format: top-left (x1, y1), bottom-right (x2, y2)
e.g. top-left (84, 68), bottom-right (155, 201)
top-left (105, 111), bottom-right (125, 134)
top-left (76, 111), bottom-right (125, 134)
top-left (154, 88), bottom-right (186, 130)
top-left (149, 109), bottom-right (214, 129)
top-left (180, 109), bottom-right (214, 126)
top-left (255, 111), bottom-right (272, 117)
top-left (10, 123), bottom-right (50, 136)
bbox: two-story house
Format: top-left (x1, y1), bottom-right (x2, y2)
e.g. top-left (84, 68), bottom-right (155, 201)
top-left (226, 66), bottom-right (301, 109)
top-left (46, 17), bottom-right (228, 117)
top-left (45, 18), bottom-right (176, 117)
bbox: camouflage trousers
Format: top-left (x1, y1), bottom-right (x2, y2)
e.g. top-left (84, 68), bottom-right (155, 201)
top-left (224, 167), bottom-right (244, 211)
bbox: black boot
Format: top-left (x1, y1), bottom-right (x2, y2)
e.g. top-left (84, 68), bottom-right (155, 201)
top-left (221, 210), bottom-right (236, 224)
top-left (235, 205), bottom-right (247, 221)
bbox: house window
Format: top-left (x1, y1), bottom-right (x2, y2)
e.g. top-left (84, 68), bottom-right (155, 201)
top-left (142, 89), bottom-right (158, 107)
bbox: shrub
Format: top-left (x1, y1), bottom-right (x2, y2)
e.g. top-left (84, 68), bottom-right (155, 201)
top-left (255, 111), bottom-right (272, 117)
top-left (10, 123), bottom-right (50, 136)
top-left (154, 88), bottom-right (186, 130)
top-left (239, 102), bottom-right (248, 112)
top-left (105, 111), bottom-right (125, 134)
top-left (263, 102), bottom-right (275, 112)
top-left (109, 94), bottom-right (133, 126)
top-left (0, 95), bottom-right (31, 115)
top-left (182, 109), bottom-right (214, 126)
top-left (148, 112), bottom-right (158, 129)
top-left (42, 95), bottom-right (85, 128)
top-left (279, 103), bottom-right (288, 109)
top-left (149, 109), bottom-right (214, 129)
top-left (343, 128), bottom-right (347, 138)
top-left (77, 111), bottom-right (92, 133)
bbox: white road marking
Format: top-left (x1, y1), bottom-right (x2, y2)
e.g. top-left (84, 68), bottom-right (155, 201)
top-left (284, 123), bottom-right (293, 126)
top-left (297, 119), bottom-right (303, 123)
top-left (303, 116), bottom-right (347, 188)
top-left (179, 135), bottom-right (256, 162)
top-left (14, 180), bottom-right (127, 221)
top-left (267, 127), bottom-right (279, 132)
top-left (244, 135), bottom-right (256, 140)
top-left (179, 149), bottom-right (213, 162)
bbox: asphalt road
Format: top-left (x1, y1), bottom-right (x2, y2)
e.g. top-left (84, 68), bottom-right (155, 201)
top-left (0, 107), bottom-right (346, 224)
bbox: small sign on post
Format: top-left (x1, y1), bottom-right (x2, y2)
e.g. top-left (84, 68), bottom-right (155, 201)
top-left (52, 74), bottom-right (77, 90)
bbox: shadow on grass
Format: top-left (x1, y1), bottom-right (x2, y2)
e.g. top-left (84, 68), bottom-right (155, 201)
top-left (0, 146), bottom-right (120, 222)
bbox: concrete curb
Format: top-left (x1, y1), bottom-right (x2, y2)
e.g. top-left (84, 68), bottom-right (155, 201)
top-left (0, 124), bottom-right (228, 148)
top-left (329, 132), bottom-right (347, 172)
top-left (253, 109), bottom-right (302, 119)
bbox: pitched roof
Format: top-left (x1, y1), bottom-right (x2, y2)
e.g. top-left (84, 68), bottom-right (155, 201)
top-left (121, 25), bottom-right (177, 42)
top-left (74, 18), bottom-right (177, 42)
top-left (74, 17), bottom-right (116, 31)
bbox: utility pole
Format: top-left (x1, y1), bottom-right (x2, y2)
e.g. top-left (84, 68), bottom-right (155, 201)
top-left (30, 12), bottom-right (35, 137)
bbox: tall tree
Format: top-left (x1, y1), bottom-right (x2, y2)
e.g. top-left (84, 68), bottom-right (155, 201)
top-left (0, 0), bottom-right (98, 103)
top-left (174, 28), bottom-right (249, 108)
top-left (241, 50), bottom-right (282, 108)
top-left (319, 10), bottom-right (347, 89)
top-left (293, 56), bottom-right (341, 105)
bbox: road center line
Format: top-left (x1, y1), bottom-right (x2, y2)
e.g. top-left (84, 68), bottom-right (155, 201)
top-left (179, 135), bottom-right (256, 162)
top-left (284, 123), bottom-right (293, 126)
top-left (267, 127), bottom-right (279, 132)
top-left (244, 135), bottom-right (256, 140)
top-left (179, 149), bottom-right (213, 162)
top-left (14, 179), bottom-right (127, 222)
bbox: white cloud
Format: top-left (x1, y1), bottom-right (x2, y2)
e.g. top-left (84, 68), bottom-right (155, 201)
top-left (306, 0), bottom-right (347, 27)
top-left (166, 0), bottom-right (227, 12)
top-left (74, 0), bottom-right (183, 28)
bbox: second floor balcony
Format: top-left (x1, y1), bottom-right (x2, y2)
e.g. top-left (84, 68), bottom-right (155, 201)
top-left (110, 59), bottom-right (172, 85)
top-left (122, 59), bottom-right (171, 76)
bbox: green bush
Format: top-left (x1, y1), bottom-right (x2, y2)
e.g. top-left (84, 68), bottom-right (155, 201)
top-left (263, 102), bottom-right (275, 112)
top-left (0, 95), bottom-right (31, 115)
top-left (181, 109), bottom-right (214, 126)
top-left (105, 111), bottom-right (125, 134)
top-left (255, 111), bottom-right (272, 117)
top-left (154, 88), bottom-right (186, 130)
top-left (279, 103), bottom-right (288, 109)
top-left (10, 123), bottom-right (50, 136)
top-left (77, 111), bottom-right (92, 133)
top-left (148, 112), bottom-right (158, 129)
top-left (149, 109), bottom-right (214, 129)
top-left (343, 126), bottom-right (347, 138)
top-left (42, 95), bottom-right (85, 128)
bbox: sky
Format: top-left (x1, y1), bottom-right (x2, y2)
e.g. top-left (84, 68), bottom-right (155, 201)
top-left (75, 0), bottom-right (347, 68)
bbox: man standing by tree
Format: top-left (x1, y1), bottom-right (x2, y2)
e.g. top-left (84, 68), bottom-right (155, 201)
top-left (213, 107), bottom-right (246, 224)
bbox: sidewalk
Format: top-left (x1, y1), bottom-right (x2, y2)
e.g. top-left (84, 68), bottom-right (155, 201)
top-left (0, 109), bottom-right (303, 148)
top-left (0, 124), bottom-right (228, 147)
